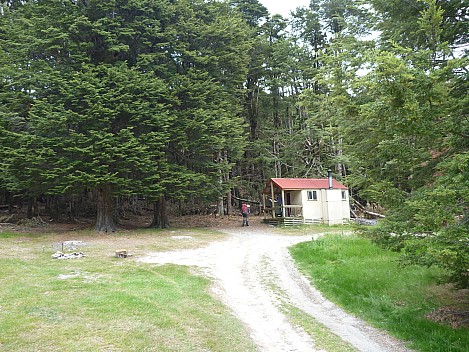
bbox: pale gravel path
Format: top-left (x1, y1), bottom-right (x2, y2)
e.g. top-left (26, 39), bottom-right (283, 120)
top-left (140, 227), bottom-right (411, 352)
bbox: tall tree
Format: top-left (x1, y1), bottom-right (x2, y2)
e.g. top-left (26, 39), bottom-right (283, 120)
top-left (32, 64), bottom-right (171, 231)
top-left (371, 0), bottom-right (468, 53)
top-left (151, 0), bottom-right (250, 222)
top-left (325, 0), bottom-right (469, 287)
top-left (0, 0), bottom-right (250, 230)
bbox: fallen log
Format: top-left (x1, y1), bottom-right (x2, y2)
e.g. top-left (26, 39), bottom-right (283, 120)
top-left (352, 199), bottom-right (385, 218)
top-left (231, 195), bottom-right (260, 205)
top-left (364, 210), bottom-right (386, 218)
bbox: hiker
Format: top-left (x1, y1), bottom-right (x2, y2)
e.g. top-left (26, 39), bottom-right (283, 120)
top-left (241, 203), bottom-right (250, 226)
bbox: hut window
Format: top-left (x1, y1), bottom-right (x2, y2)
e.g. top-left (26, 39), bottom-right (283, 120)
top-left (307, 191), bottom-right (317, 201)
top-left (341, 190), bottom-right (347, 200)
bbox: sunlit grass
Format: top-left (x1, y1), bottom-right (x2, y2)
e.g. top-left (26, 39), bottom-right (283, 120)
top-left (0, 230), bottom-right (255, 352)
top-left (282, 304), bottom-right (356, 352)
top-left (290, 234), bottom-right (469, 352)
top-left (273, 223), bottom-right (354, 236)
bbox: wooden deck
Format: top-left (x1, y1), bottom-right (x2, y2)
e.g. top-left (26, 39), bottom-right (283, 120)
top-left (263, 217), bottom-right (304, 226)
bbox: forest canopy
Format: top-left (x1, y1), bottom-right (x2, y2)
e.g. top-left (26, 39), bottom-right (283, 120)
top-left (0, 1), bottom-right (467, 286)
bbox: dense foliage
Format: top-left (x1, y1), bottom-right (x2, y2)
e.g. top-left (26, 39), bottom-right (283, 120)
top-left (0, 0), bottom-right (250, 230)
top-left (0, 1), bottom-right (467, 285)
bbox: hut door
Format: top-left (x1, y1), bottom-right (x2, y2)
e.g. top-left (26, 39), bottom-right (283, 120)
top-left (286, 192), bottom-right (291, 217)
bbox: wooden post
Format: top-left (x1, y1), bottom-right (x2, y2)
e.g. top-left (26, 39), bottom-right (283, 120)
top-left (262, 193), bottom-right (266, 220)
top-left (270, 182), bottom-right (275, 218)
top-left (281, 190), bottom-right (286, 218)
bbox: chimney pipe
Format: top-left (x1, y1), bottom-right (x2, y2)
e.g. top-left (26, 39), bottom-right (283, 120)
top-left (328, 169), bottom-right (333, 189)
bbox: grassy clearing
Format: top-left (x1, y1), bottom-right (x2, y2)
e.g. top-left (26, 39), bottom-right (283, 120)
top-left (0, 228), bottom-right (256, 352)
top-left (290, 234), bottom-right (469, 352)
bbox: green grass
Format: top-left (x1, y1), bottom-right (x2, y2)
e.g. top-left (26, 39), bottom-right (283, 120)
top-left (290, 234), bottom-right (469, 352)
top-left (0, 232), bottom-right (25, 239)
top-left (274, 223), bottom-right (354, 236)
top-left (258, 254), bottom-right (356, 352)
top-left (0, 230), bottom-right (256, 352)
top-left (282, 304), bottom-right (356, 352)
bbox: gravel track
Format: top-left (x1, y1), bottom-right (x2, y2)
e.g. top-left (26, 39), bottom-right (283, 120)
top-left (140, 226), bottom-right (411, 352)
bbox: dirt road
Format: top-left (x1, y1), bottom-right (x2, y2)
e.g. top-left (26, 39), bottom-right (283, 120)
top-left (140, 226), bottom-right (411, 352)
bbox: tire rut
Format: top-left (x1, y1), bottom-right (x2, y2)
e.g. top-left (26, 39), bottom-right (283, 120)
top-left (140, 227), bottom-right (412, 352)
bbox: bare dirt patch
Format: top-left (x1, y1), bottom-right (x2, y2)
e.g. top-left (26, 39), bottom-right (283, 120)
top-left (426, 305), bottom-right (469, 329)
top-left (0, 213), bottom-right (243, 234)
top-left (425, 286), bottom-right (469, 329)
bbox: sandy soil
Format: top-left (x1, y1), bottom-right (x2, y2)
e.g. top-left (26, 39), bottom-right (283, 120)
top-left (140, 224), bottom-right (412, 352)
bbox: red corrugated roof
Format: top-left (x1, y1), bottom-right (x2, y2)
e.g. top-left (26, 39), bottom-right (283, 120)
top-left (263, 178), bottom-right (348, 193)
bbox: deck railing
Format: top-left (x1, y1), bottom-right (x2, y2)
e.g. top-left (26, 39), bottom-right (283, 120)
top-left (264, 205), bottom-right (303, 218)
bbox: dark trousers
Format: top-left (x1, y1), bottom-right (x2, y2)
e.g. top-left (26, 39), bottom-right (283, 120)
top-left (242, 213), bottom-right (249, 226)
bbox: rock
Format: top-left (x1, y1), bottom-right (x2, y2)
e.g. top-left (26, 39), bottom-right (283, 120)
top-left (355, 218), bottom-right (378, 226)
top-left (51, 251), bottom-right (85, 259)
top-left (51, 251), bottom-right (64, 259)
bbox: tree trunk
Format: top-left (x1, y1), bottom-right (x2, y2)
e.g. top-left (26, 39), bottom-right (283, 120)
top-left (150, 195), bottom-right (169, 228)
top-left (226, 190), bottom-right (232, 215)
top-left (27, 197), bottom-right (36, 219)
top-left (95, 184), bottom-right (117, 232)
top-left (218, 196), bottom-right (224, 216)
top-left (51, 196), bottom-right (60, 221)
top-left (33, 199), bottom-right (39, 218)
top-left (224, 150), bottom-right (231, 215)
top-left (274, 136), bottom-right (281, 177)
top-left (6, 191), bottom-right (14, 214)
top-left (217, 150), bottom-right (225, 216)
top-left (27, 200), bottom-right (32, 219)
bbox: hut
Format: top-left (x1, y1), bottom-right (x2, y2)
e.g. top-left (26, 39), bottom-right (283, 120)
top-left (262, 173), bottom-right (350, 226)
